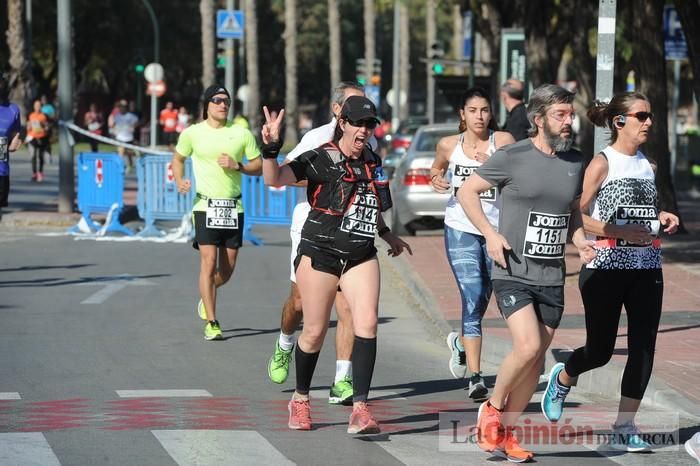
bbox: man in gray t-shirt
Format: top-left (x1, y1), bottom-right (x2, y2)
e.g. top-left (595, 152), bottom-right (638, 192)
top-left (457, 84), bottom-right (595, 462)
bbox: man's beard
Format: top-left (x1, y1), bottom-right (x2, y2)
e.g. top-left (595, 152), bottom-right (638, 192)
top-left (543, 119), bottom-right (573, 152)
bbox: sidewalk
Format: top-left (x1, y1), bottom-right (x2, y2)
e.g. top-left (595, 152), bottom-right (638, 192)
top-left (390, 197), bottom-right (700, 419)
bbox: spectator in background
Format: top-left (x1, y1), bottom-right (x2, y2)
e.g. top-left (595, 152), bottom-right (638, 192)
top-left (160, 101), bottom-right (179, 149)
top-left (83, 103), bottom-right (104, 152)
top-left (109, 99), bottom-right (139, 173)
top-left (175, 106), bottom-right (192, 135)
top-left (500, 79), bottom-right (530, 141)
top-left (26, 99), bottom-right (50, 183)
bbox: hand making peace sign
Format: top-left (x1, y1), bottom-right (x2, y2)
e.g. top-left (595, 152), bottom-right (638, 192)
top-left (261, 106), bottom-right (285, 144)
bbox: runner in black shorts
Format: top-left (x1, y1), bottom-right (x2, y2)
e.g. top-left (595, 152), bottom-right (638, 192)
top-left (261, 96), bottom-right (412, 434)
top-left (173, 85), bottom-right (261, 341)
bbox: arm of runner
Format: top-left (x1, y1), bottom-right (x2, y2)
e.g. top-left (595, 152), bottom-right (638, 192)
top-left (172, 152), bottom-right (191, 194)
top-left (658, 210), bottom-right (679, 234)
top-left (430, 136), bottom-right (454, 194)
top-left (376, 215), bottom-right (412, 257)
top-left (568, 203), bottom-right (596, 264)
top-left (261, 105), bottom-right (297, 186)
top-left (9, 132), bottom-right (22, 152)
top-left (457, 173), bottom-right (510, 268)
top-left (580, 154), bottom-right (654, 243)
top-left (239, 156), bottom-right (262, 176)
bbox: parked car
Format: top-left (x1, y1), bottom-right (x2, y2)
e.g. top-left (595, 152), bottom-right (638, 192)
top-left (387, 117), bottom-right (429, 153)
top-left (381, 150), bottom-right (404, 180)
top-left (389, 123), bottom-right (457, 235)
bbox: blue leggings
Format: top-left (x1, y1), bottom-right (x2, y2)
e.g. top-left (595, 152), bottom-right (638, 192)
top-left (444, 225), bottom-right (492, 337)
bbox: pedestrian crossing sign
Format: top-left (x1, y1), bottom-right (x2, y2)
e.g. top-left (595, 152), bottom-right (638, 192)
top-left (217, 10), bottom-right (244, 40)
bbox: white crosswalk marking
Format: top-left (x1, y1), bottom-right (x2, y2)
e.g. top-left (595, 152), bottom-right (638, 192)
top-left (0, 392), bottom-right (21, 400)
top-left (153, 430), bottom-right (294, 465)
top-left (116, 389), bottom-right (212, 398)
top-left (0, 433), bottom-right (61, 465)
top-left (376, 433), bottom-right (474, 465)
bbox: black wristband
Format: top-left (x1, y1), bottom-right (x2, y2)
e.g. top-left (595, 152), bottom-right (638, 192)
top-left (262, 141), bottom-right (283, 159)
top-left (377, 226), bottom-right (391, 237)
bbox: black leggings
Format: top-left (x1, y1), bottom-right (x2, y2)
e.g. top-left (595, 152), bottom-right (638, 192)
top-left (30, 138), bottom-right (47, 174)
top-left (564, 267), bottom-right (663, 400)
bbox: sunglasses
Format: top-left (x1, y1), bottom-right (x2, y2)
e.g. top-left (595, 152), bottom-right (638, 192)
top-left (346, 118), bottom-right (378, 129)
top-left (625, 111), bottom-right (653, 122)
top-left (548, 110), bottom-right (576, 123)
top-left (210, 97), bottom-right (231, 106)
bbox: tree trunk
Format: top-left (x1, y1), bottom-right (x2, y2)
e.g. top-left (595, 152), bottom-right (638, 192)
top-left (363, 0), bottom-right (375, 85)
top-left (469, 0), bottom-right (504, 104)
top-left (200, 0), bottom-right (215, 90)
top-left (329, 0), bottom-right (341, 89)
top-left (673, 0), bottom-right (700, 107)
top-left (284, 0), bottom-right (298, 145)
top-left (633, 0), bottom-right (681, 216)
top-left (245, 0), bottom-right (260, 134)
top-left (451, 3), bottom-right (463, 75)
top-left (399, 1), bottom-right (410, 121)
top-left (7, 0), bottom-right (32, 117)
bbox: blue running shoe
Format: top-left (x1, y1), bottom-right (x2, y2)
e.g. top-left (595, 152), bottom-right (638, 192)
top-left (541, 362), bottom-right (570, 422)
top-left (610, 422), bottom-right (651, 452)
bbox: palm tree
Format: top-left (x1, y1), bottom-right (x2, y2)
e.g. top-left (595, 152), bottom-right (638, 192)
top-left (245, 0), bottom-right (261, 134)
top-left (284, 0), bottom-right (298, 145)
top-left (6, 0), bottom-right (32, 117)
top-left (364, 0), bottom-right (376, 85)
top-left (200, 0), bottom-right (215, 89)
top-left (329, 0), bottom-right (341, 88)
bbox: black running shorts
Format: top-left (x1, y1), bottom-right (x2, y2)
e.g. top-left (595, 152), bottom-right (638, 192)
top-left (492, 279), bottom-right (565, 329)
top-left (192, 211), bottom-right (244, 250)
top-left (294, 242), bottom-right (377, 278)
top-left (0, 176), bottom-right (9, 207)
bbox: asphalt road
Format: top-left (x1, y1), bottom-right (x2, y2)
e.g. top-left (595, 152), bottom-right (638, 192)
top-left (0, 226), bottom-right (695, 465)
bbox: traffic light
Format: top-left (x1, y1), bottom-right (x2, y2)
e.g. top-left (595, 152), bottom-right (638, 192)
top-left (430, 41), bottom-right (445, 75)
top-left (217, 40), bottom-right (227, 69)
top-left (370, 59), bottom-right (381, 85)
top-left (135, 64), bottom-right (145, 74)
top-left (356, 58), bottom-right (367, 86)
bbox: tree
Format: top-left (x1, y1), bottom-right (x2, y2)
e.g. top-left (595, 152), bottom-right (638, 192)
top-left (632, 0), bottom-right (680, 215)
top-left (200, 0), bottom-right (215, 89)
top-left (399, 1), bottom-right (410, 120)
top-left (6, 0), bottom-right (32, 117)
top-left (284, 0), bottom-right (299, 145)
top-left (673, 0), bottom-right (700, 107)
top-left (328, 0), bottom-right (341, 88)
top-left (245, 0), bottom-right (261, 133)
top-left (363, 0), bottom-right (376, 87)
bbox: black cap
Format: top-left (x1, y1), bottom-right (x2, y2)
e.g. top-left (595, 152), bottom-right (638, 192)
top-left (202, 84), bottom-right (231, 119)
top-left (340, 96), bottom-right (380, 123)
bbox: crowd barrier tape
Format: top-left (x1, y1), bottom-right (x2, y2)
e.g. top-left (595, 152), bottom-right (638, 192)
top-left (60, 121), bottom-right (171, 156)
top-left (69, 152), bottom-right (134, 236)
top-left (137, 154), bottom-right (196, 237)
top-left (241, 168), bottom-right (304, 245)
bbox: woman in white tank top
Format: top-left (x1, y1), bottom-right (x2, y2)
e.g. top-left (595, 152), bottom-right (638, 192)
top-left (429, 87), bottom-right (515, 399)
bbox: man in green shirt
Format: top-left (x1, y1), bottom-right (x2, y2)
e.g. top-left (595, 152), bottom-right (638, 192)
top-left (173, 85), bottom-right (262, 340)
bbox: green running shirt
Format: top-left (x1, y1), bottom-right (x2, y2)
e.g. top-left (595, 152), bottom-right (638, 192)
top-left (176, 120), bottom-right (260, 213)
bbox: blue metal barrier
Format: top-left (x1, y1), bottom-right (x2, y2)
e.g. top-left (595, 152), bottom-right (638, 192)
top-left (241, 174), bottom-right (304, 245)
top-left (137, 154), bottom-right (196, 236)
top-left (72, 152), bottom-right (133, 235)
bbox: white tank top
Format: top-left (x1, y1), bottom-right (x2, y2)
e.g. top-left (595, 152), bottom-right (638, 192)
top-left (444, 131), bottom-right (500, 235)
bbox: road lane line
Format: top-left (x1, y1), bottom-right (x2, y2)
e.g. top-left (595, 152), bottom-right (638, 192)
top-left (116, 390), bottom-right (212, 398)
top-left (153, 430), bottom-right (294, 465)
top-left (0, 433), bottom-right (61, 465)
top-left (0, 392), bottom-right (21, 400)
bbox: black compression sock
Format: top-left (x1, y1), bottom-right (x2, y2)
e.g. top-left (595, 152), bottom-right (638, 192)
top-left (295, 345), bottom-right (320, 395)
top-left (351, 336), bottom-right (377, 403)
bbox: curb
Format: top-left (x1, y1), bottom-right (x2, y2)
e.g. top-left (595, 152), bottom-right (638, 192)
top-left (383, 251), bottom-right (700, 420)
top-left (0, 211), bottom-right (81, 229)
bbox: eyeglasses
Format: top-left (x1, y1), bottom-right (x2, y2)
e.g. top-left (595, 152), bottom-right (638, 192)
top-left (210, 97), bottom-right (231, 106)
top-left (346, 119), bottom-right (378, 129)
top-left (625, 111), bottom-right (653, 122)
top-left (548, 111), bottom-right (576, 123)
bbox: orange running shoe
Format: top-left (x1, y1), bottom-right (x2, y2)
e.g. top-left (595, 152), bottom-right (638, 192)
top-left (347, 402), bottom-right (380, 434)
top-left (288, 398), bottom-right (312, 430)
top-left (476, 401), bottom-right (505, 452)
top-left (494, 428), bottom-right (534, 463)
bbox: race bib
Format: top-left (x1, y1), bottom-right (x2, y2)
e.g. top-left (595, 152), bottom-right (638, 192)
top-left (0, 136), bottom-right (8, 162)
top-left (165, 118), bottom-right (176, 129)
top-left (205, 198), bottom-right (239, 229)
top-left (523, 211), bottom-right (570, 259)
top-left (340, 185), bottom-right (379, 238)
top-left (88, 122), bottom-right (101, 131)
top-left (615, 205), bottom-right (659, 248)
top-left (452, 165), bottom-right (497, 201)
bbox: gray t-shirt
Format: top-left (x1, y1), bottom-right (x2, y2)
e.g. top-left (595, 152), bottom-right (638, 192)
top-left (476, 138), bottom-right (583, 286)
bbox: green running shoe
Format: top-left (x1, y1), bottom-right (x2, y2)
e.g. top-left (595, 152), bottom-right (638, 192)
top-left (329, 376), bottom-right (353, 405)
top-left (204, 321), bottom-right (223, 341)
top-left (197, 299), bottom-right (207, 321)
top-left (268, 340), bottom-right (293, 384)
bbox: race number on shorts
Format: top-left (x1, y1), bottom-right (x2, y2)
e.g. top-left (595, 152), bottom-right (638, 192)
top-left (340, 185), bottom-right (378, 238)
top-left (0, 137), bottom-right (8, 162)
top-left (523, 211), bottom-right (570, 259)
top-left (453, 165), bottom-right (497, 201)
top-left (206, 198), bottom-right (239, 229)
top-left (615, 205), bottom-right (659, 248)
